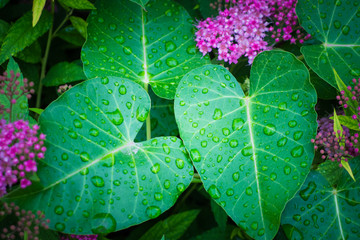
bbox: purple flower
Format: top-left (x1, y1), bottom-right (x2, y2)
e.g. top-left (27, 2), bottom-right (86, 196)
top-left (0, 119), bottom-right (46, 197)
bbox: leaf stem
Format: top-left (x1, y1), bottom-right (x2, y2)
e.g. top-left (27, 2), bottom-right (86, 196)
top-left (35, 2), bottom-right (55, 108)
top-left (144, 83), bottom-right (151, 140)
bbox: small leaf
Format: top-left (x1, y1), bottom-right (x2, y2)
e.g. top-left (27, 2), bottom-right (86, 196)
top-left (282, 160), bottom-right (360, 240)
top-left (139, 209), bottom-right (200, 240)
top-left (57, 0), bottom-right (95, 9)
top-left (297, 0), bottom-right (360, 88)
top-left (29, 107), bottom-right (44, 115)
top-left (43, 61), bottom-right (86, 86)
top-left (56, 25), bottom-right (85, 46)
top-left (82, 0), bottom-right (209, 99)
top-left (341, 160), bottom-right (355, 181)
top-left (0, 10), bottom-right (52, 64)
top-left (336, 115), bottom-right (359, 131)
top-left (69, 16), bottom-right (87, 39)
top-left (4, 77), bottom-right (193, 234)
top-left (0, 57), bottom-right (29, 122)
top-left (129, 0), bottom-right (149, 9)
top-left (174, 50), bottom-right (318, 240)
top-left (32, 0), bottom-right (46, 27)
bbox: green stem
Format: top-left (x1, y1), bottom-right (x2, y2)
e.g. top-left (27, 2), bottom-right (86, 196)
top-left (297, 55), bottom-right (304, 61)
top-left (35, 2), bottom-right (55, 108)
top-left (144, 83), bottom-right (151, 140)
top-left (191, 173), bottom-right (202, 183)
top-left (52, 8), bottom-right (74, 37)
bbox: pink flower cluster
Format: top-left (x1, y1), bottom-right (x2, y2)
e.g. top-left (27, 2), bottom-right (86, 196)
top-left (0, 70), bottom-right (34, 119)
top-left (312, 116), bottom-right (359, 167)
top-left (0, 119), bottom-right (46, 197)
top-left (195, 0), bottom-right (311, 64)
top-left (196, 0), bottom-right (271, 64)
top-left (61, 234), bottom-right (98, 240)
top-left (336, 78), bottom-right (360, 128)
top-left (57, 84), bottom-right (72, 94)
top-left (0, 202), bottom-right (49, 240)
top-left (269, 0), bottom-right (311, 44)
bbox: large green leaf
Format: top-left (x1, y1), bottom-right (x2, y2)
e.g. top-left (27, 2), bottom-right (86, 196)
top-left (174, 51), bottom-right (318, 240)
top-left (297, 0), bottom-right (360, 88)
top-left (81, 0), bottom-right (209, 99)
top-left (4, 77), bottom-right (193, 234)
top-left (0, 57), bottom-right (29, 122)
top-left (281, 160), bottom-right (360, 239)
top-left (0, 10), bottom-right (52, 65)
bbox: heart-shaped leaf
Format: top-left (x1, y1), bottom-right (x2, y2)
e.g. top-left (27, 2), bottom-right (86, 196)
top-left (174, 50), bottom-right (317, 240)
top-left (4, 77), bottom-right (193, 234)
top-left (297, 0), bottom-right (360, 87)
top-left (81, 0), bottom-right (209, 99)
top-left (281, 160), bottom-right (360, 239)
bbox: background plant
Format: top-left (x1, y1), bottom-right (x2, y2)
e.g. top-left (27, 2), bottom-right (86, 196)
top-left (0, 0), bottom-right (359, 240)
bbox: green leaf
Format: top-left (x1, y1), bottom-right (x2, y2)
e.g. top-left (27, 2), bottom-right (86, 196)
top-left (210, 199), bottom-right (227, 231)
top-left (57, 0), bottom-right (95, 10)
top-left (0, 57), bottom-right (29, 122)
top-left (32, 0), bottom-right (46, 27)
top-left (43, 61), bottom-right (86, 86)
top-left (174, 51), bottom-right (318, 240)
top-left (136, 88), bottom-right (178, 141)
top-left (14, 40), bottom-right (42, 63)
top-left (69, 16), bottom-right (88, 39)
top-left (318, 158), bottom-right (345, 187)
top-left (0, 19), bottom-right (9, 44)
top-left (0, 10), bottom-right (52, 65)
top-left (189, 226), bottom-right (235, 240)
top-left (0, 0), bottom-right (9, 8)
top-left (130, 0), bottom-right (149, 9)
top-left (3, 77), bottom-right (193, 234)
top-left (81, 0), bottom-right (209, 99)
top-left (297, 0), bottom-right (360, 88)
top-left (281, 160), bottom-right (360, 240)
top-left (29, 107), bottom-right (44, 115)
top-left (139, 209), bottom-right (200, 240)
top-left (309, 69), bottom-right (337, 100)
top-left (56, 25), bottom-right (85, 47)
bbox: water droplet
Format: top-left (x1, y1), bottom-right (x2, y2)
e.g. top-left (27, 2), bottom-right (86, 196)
top-left (264, 124), bottom-right (276, 136)
top-left (232, 118), bottom-right (245, 131)
top-left (176, 183), bottom-right (185, 192)
top-left (190, 149), bottom-right (201, 162)
top-left (293, 131), bottom-right (303, 141)
top-left (251, 222), bottom-right (258, 230)
top-left (186, 45), bottom-right (196, 55)
top-left (154, 192), bottom-right (163, 201)
top-left (150, 163), bottom-right (160, 174)
top-left (208, 184), bottom-right (221, 199)
top-left (245, 187), bottom-right (253, 196)
top-left (334, 20), bottom-right (341, 29)
top-left (119, 85), bottom-right (127, 95)
top-left (80, 168), bottom-right (89, 175)
top-left (226, 188), bottom-right (234, 196)
top-left (270, 172), bottom-right (277, 181)
top-left (284, 166), bottom-right (291, 175)
top-left (222, 128), bottom-right (230, 136)
top-left (146, 206), bottom-right (161, 219)
top-left (73, 119), bottom-right (82, 128)
top-left (212, 108), bottom-right (223, 120)
top-left (55, 222), bottom-right (65, 231)
top-left (341, 25), bottom-right (350, 35)
top-left (115, 35), bottom-right (125, 44)
top-left (107, 109), bottom-right (124, 125)
top-left (97, 17), bottom-right (104, 23)
top-left (175, 158), bottom-right (184, 169)
top-left (61, 153), bottom-right (68, 161)
top-left (232, 172), bottom-right (240, 181)
top-left (300, 181), bottom-right (317, 201)
top-left (165, 41), bottom-right (176, 52)
top-left (293, 214), bottom-right (301, 222)
top-left (241, 146), bottom-right (253, 156)
top-left (80, 152), bottom-right (90, 162)
top-left (166, 57), bottom-right (178, 67)
top-left (123, 47), bottom-right (132, 55)
top-left (278, 102), bottom-right (287, 111)
top-left (136, 105), bottom-right (149, 122)
top-left (90, 128), bottom-right (99, 137)
top-left (54, 206), bottom-right (64, 215)
top-left (98, 46), bottom-right (107, 53)
top-left (229, 139), bottom-right (238, 148)
top-left (277, 137), bottom-right (287, 147)
top-left (91, 176), bottom-right (105, 187)
top-left (91, 213), bottom-right (117, 234)
top-left (291, 146), bottom-right (304, 158)
top-left (288, 120), bottom-right (297, 128)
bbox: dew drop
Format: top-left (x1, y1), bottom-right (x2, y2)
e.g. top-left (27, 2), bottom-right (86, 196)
top-left (91, 213), bottom-right (117, 234)
top-left (277, 137), bottom-right (287, 147)
top-left (278, 102), bottom-right (287, 111)
top-left (291, 145), bottom-right (304, 158)
top-left (341, 25), bottom-right (350, 35)
top-left (175, 158), bottom-right (184, 169)
top-left (107, 109), bottom-right (124, 125)
top-left (283, 166), bottom-right (291, 175)
top-left (263, 124), bottom-right (276, 136)
top-left (91, 176), bottom-right (105, 187)
top-left (293, 131), bottom-right (303, 141)
top-left (212, 108), bottom-right (223, 120)
top-left (208, 184), bottom-right (221, 199)
top-left (190, 149), bottom-right (201, 162)
top-left (165, 41), bottom-right (176, 52)
top-left (115, 35), bottom-right (125, 44)
top-left (245, 187), bottom-right (253, 196)
top-left (232, 118), bottom-right (245, 131)
top-left (288, 120), bottom-right (297, 128)
top-left (150, 163), bottom-right (160, 174)
top-left (270, 172), bottom-right (277, 181)
top-left (98, 46), bottom-right (107, 53)
top-left (136, 105), bottom-right (149, 122)
top-left (166, 57), bottom-right (178, 67)
top-left (146, 206), bottom-right (161, 219)
top-left (229, 139), bottom-right (239, 148)
top-left (80, 152), bottom-right (90, 162)
top-left (176, 183), bottom-right (185, 192)
top-left (55, 222), bottom-right (65, 231)
top-left (123, 47), bottom-right (132, 55)
top-left (119, 85), bottom-right (127, 95)
top-left (154, 192), bottom-right (163, 201)
top-left (73, 119), bottom-right (82, 128)
top-left (61, 153), bottom-right (68, 161)
top-left (241, 146), bottom-right (253, 156)
top-left (54, 206), bottom-right (64, 215)
top-left (232, 172), bottom-right (240, 181)
top-left (90, 128), bottom-right (99, 137)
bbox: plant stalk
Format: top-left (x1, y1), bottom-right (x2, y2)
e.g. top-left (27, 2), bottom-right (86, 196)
top-left (144, 83), bottom-right (151, 140)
